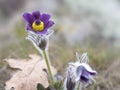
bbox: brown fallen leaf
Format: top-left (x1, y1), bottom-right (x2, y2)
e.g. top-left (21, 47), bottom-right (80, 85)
top-left (5, 54), bottom-right (56, 90)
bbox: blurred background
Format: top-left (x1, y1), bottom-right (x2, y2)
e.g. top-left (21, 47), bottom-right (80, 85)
top-left (0, 0), bottom-right (120, 90)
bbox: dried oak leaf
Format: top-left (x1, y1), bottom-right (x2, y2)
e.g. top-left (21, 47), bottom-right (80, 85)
top-left (5, 54), bottom-right (56, 90)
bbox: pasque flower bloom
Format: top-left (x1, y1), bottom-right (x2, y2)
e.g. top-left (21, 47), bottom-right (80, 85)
top-left (64, 52), bottom-right (97, 90)
top-left (23, 10), bottom-right (54, 35)
top-left (24, 11), bottom-right (55, 86)
top-left (76, 63), bottom-right (97, 86)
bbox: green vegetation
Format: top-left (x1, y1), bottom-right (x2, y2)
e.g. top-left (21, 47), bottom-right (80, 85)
top-left (0, 21), bottom-right (120, 90)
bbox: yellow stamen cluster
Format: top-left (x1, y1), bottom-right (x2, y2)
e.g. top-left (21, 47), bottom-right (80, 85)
top-left (32, 21), bottom-right (44, 31)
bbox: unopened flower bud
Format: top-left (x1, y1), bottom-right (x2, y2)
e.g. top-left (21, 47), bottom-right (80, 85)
top-left (38, 38), bottom-right (48, 50)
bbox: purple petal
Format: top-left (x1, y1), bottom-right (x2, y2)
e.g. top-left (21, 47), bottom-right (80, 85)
top-left (89, 71), bottom-right (97, 75)
top-left (23, 13), bottom-right (35, 25)
top-left (45, 20), bottom-right (54, 28)
top-left (80, 64), bottom-right (97, 75)
top-left (32, 11), bottom-right (40, 19)
top-left (83, 66), bottom-right (97, 75)
top-left (81, 75), bottom-right (89, 82)
top-left (26, 24), bottom-right (32, 30)
top-left (80, 67), bottom-right (90, 82)
top-left (81, 70), bottom-right (90, 79)
top-left (40, 14), bottom-right (50, 25)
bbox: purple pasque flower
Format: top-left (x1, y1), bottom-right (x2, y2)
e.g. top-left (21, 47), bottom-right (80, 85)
top-left (68, 52), bottom-right (97, 87)
top-left (23, 10), bottom-right (54, 35)
top-left (76, 63), bottom-right (97, 86)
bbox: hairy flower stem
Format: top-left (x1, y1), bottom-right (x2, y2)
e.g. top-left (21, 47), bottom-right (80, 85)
top-left (77, 82), bottom-right (82, 90)
top-left (42, 50), bottom-right (54, 86)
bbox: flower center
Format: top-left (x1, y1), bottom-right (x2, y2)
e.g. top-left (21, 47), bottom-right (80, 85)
top-left (32, 20), bottom-right (44, 31)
